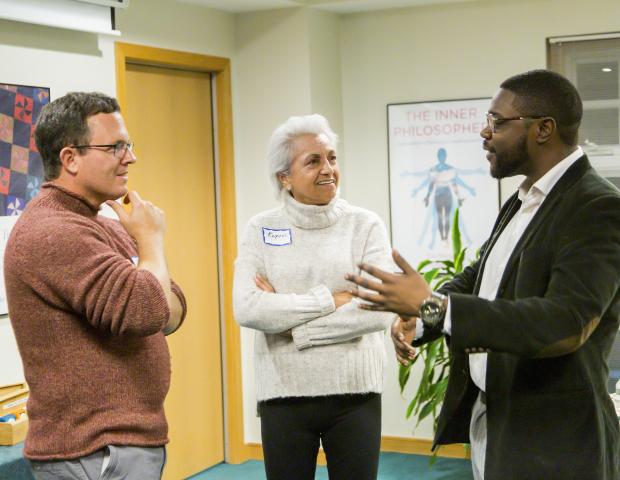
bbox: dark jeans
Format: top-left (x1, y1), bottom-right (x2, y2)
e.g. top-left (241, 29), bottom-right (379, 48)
top-left (259, 393), bottom-right (382, 480)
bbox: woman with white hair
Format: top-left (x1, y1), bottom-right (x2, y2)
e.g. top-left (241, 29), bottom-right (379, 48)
top-left (233, 114), bottom-right (395, 480)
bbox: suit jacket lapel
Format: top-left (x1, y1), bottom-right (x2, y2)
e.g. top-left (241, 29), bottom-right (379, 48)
top-left (496, 155), bottom-right (592, 292)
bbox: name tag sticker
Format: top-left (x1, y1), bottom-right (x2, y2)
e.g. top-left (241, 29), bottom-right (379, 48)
top-left (262, 228), bottom-right (292, 246)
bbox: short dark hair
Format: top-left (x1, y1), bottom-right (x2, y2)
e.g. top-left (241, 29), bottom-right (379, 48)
top-left (500, 69), bottom-right (582, 146)
top-left (35, 92), bottom-right (120, 180)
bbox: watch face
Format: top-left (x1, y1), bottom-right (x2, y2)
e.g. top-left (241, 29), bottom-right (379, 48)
top-left (420, 297), bottom-right (444, 327)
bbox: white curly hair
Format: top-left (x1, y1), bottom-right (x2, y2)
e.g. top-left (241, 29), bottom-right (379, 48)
top-left (267, 114), bottom-right (339, 197)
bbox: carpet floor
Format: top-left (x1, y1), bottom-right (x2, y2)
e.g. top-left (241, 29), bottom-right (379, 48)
top-left (188, 452), bottom-right (474, 480)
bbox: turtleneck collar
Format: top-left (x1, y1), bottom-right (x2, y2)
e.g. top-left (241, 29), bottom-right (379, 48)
top-left (40, 182), bottom-right (100, 218)
top-left (282, 190), bottom-right (346, 229)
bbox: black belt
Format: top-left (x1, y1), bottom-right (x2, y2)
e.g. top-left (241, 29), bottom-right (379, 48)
top-left (479, 391), bottom-right (486, 405)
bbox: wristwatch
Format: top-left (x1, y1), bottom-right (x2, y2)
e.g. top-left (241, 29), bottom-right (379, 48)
top-left (419, 291), bottom-right (448, 329)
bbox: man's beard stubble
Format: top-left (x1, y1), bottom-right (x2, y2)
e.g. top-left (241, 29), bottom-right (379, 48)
top-left (490, 134), bottom-right (528, 180)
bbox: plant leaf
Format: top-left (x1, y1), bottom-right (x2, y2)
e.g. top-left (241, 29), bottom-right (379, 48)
top-left (435, 376), bottom-right (449, 398)
top-left (423, 268), bottom-right (440, 284)
top-left (433, 277), bottom-right (451, 289)
top-left (406, 395), bottom-right (417, 419)
top-left (398, 363), bottom-right (411, 392)
top-left (417, 400), bottom-right (436, 423)
top-left (451, 208), bottom-right (462, 258)
top-left (439, 260), bottom-right (455, 269)
top-left (417, 259), bottom-right (432, 271)
top-left (454, 248), bottom-right (466, 273)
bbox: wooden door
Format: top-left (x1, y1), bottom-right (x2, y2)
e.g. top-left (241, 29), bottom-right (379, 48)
top-left (124, 62), bottom-right (223, 479)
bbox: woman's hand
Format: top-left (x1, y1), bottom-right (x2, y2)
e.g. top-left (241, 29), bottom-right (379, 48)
top-left (255, 274), bottom-right (290, 338)
top-left (333, 291), bottom-right (353, 308)
top-left (255, 273), bottom-right (275, 293)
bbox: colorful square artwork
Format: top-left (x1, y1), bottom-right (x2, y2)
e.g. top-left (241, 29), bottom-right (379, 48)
top-left (26, 175), bottom-right (41, 201)
top-left (29, 125), bottom-right (37, 152)
top-left (12, 119), bottom-right (30, 148)
top-left (0, 84), bottom-right (49, 216)
top-left (0, 167), bottom-right (11, 195)
top-left (11, 145), bottom-right (29, 173)
top-left (6, 196), bottom-right (24, 216)
top-left (14, 94), bottom-right (34, 124)
top-left (0, 114), bottom-right (13, 143)
top-left (0, 142), bottom-right (10, 168)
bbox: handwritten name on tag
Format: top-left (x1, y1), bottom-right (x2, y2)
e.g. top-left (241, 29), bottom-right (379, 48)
top-left (262, 228), bottom-right (292, 246)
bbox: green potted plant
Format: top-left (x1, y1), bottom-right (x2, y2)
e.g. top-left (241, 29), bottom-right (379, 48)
top-left (398, 208), bottom-right (470, 460)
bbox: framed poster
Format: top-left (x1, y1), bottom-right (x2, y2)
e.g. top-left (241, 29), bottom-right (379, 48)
top-left (387, 98), bottom-right (499, 268)
top-left (0, 83), bottom-right (50, 314)
top-left (0, 83), bottom-right (49, 215)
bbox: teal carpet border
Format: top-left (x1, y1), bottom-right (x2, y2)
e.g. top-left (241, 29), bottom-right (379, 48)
top-left (189, 452), bottom-right (474, 480)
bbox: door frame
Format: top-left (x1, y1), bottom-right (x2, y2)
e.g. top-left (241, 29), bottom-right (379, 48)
top-left (115, 42), bottom-right (246, 463)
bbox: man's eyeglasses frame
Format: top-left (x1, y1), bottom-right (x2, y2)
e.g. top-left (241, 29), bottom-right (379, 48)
top-left (485, 113), bottom-right (550, 133)
top-left (70, 141), bottom-right (135, 159)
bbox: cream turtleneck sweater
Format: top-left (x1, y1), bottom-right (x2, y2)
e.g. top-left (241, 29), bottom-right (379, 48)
top-left (233, 192), bottom-right (395, 401)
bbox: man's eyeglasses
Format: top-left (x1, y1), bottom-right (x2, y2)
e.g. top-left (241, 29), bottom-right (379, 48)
top-left (485, 113), bottom-right (548, 133)
top-left (70, 141), bottom-right (135, 159)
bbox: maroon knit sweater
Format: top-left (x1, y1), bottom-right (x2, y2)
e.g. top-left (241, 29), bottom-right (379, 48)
top-left (4, 184), bottom-right (187, 460)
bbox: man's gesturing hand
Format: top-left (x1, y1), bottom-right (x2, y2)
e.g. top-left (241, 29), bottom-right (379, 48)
top-left (345, 249), bottom-right (432, 317)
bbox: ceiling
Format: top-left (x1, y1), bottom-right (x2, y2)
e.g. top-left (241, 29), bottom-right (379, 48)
top-left (175, 0), bottom-right (479, 14)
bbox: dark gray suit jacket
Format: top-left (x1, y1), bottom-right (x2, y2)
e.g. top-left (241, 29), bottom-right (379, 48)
top-left (420, 156), bottom-right (620, 479)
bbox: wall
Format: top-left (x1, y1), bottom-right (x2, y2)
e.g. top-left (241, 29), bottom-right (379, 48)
top-left (0, 19), bottom-right (116, 96)
top-left (308, 9), bottom-right (344, 155)
top-left (338, 0), bottom-right (620, 439)
top-left (116, 0), bottom-right (234, 57)
top-left (234, 7), bottom-right (313, 223)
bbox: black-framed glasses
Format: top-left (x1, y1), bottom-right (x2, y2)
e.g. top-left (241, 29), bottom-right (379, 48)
top-left (70, 141), bottom-right (135, 159)
top-left (485, 113), bottom-right (548, 133)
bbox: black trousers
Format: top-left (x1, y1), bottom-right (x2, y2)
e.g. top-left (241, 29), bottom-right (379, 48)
top-left (258, 393), bottom-right (382, 480)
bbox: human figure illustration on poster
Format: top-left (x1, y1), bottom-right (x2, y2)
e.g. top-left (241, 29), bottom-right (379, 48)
top-left (402, 147), bottom-right (484, 249)
top-left (388, 98), bottom-right (498, 268)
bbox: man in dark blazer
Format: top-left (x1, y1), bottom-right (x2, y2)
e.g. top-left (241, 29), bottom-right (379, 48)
top-left (346, 70), bottom-right (620, 480)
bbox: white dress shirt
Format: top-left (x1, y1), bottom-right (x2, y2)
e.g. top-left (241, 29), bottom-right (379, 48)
top-left (417, 147), bottom-right (584, 392)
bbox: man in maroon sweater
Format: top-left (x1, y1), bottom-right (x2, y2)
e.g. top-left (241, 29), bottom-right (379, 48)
top-left (4, 92), bottom-right (187, 479)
